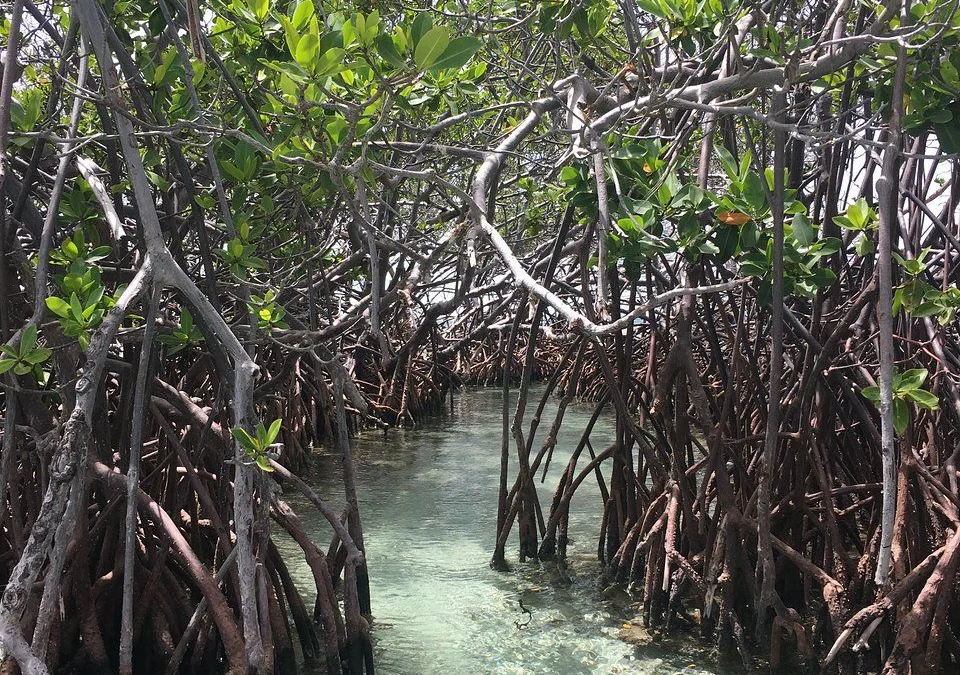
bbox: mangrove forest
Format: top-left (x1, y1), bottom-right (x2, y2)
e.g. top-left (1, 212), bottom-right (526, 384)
top-left (1, 0), bottom-right (960, 672)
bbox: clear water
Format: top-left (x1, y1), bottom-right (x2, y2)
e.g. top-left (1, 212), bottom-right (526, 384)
top-left (275, 387), bottom-right (727, 675)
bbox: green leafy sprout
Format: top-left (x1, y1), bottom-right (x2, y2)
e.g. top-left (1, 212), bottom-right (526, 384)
top-left (45, 288), bottom-right (106, 350)
top-left (862, 368), bottom-right (940, 436)
top-left (0, 324), bottom-right (52, 382)
top-left (230, 418), bottom-right (282, 472)
top-left (248, 289), bottom-right (289, 331)
top-left (157, 308), bottom-right (204, 355)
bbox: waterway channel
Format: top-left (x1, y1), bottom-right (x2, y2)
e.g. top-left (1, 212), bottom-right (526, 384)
top-left (276, 387), bottom-right (731, 674)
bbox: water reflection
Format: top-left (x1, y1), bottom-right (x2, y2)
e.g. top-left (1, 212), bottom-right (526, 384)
top-left (274, 387), bottom-right (726, 674)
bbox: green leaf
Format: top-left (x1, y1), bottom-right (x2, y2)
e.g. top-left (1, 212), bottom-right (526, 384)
top-left (901, 258), bottom-right (925, 276)
top-left (266, 418), bottom-right (282, 445)
top-left (814, 237), bottom-right (842, 257)
top-left (63, 238), bottom-right (80, 260)
top-left (255, 455), bottom-right (275, 472)
top-left (70, 294), bottom-right (84, 322)
top-left (851, 198), bottom-right (869, 228)
top-left (0, 359), bottom-right (16, 375)
top-left (742, 171), bottom-right (766, 211)
top-left (791, 213), bottom-right (816, 247)
top-left (714, 145), bottom-right (738, 182)
top-left (809, 267), bottom-right (837, 288)
top-left (698, 240), bottom-right (719, 255)
top-left (934, 122), bottom-right (960, 154)
top-left (414, 27), bottom-right (450, 70)
top-left (20, 324), bottom-right (37, 354)
top-left (635, 0), bottom-right (669, 20)
top-left (738, 149), bottom-right (752, 182)
top-left (231, 427), bottom-right (259, 452)
top-left (277, 16), bottom-right (301, 59)
top-left (911, 301), bottom-right (941, 317)
top-left (941, 58), bottom-right (960, 90)
top-left (428, 36), bottom-right (482, 72)
top-left (715, 226), bottom-right (739, 262)
top-left (24, 348), bottom-right (51, 365)
top-left (153, 48), bottom-right (179, 86)
top-left (657, 172), bottom-right (680, 206)
top-left (861, 385), bottom-right (880, 403)
top-left (292, 0), bottom-right (313, 28)
top-left (81, 302), bottom-right (99, 320)
top-left (44, 297), bottom-right (69, 318)
top-left (896, 368), bottom-right (927, 390)
top-left (360, 9), bottom-right (380, 45)
top-left (933, 104), bottom-right (960, 153)
top-left (252, 0), bottom-right (269, 20)
top-left (295, 34), bottom-right (319, 67)
top-left (375, 34), bottom-right (407, 69)
top-left (88, 246), bottom-right (113, 261)
top-left (315, 48), bottom-right (345, 76)
top-left (893, 397), bottom-right (909, 435)
top-left (833, 215), bottom-right (854, 230)
top-left (740, 220), bottom-right (758, 249)
top-left (411, 13), bottom-right (433, 46)
top-left (902, 388), bottom-right (940, 410)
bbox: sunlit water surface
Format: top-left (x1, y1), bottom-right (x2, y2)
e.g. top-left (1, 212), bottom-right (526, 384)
top-left (275, 387), bottom-right (729, 675)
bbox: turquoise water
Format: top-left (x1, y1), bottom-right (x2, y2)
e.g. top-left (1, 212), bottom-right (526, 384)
top-left (276, 387), bottom-right (725, 674)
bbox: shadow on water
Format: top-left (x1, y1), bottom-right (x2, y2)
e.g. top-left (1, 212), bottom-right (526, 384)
top-left (274, 387), bottom-right (738, 674)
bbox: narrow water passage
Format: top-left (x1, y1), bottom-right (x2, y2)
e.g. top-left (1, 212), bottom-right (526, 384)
top-left (276, 388), bottom-right (725, 674)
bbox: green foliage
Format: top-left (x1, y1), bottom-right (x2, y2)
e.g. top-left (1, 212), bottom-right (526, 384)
top-left (862, 368), bottom-right (940, 435)
top-left (712, 147), bottom-right (770, 221)
top-left (231, 419), bottom-right (282, 472)
top-left (909, 286), bottom-right (960, 326)
top-left (604, 141), bottom-right (714, 270)
top-left (0, 325), bottom-right (52, 383)
top-left (833, 198), bottom-right (877, 255)
top-left (833, 198), bottom-right (877, 232)
top-left (9, 88), bottom-right (43, 140)
top-left (220, 141), bottom-right (262, 184)
top-left (49, 229), bottom-right (112, 268)
top-left (273, 5), bottom-right (481, 80)
top-left (568, 139), bottom-right (842, 298)
top-left (248, 290), bottom-right (289, 330)
top-left (890, 250), bottom-right (960, 324)
top-left (708, 147), bottom-right (838, 300)
top-left (58, 186), bottom-right (104, 228)
top-left (45, 289), bottom-right (105, 351)
top-left (41, 227), bottom-right (121, 352)
top-left (216, 238), bottom-right (268, 279)
top-left (539, 0), bottom-right (615, 43)
top-left (157, 308), bottom-right (204, 355)
top-left (635, 0), bottom-right (731, 55)
top-left (738, 216), bottom-right (840, 303)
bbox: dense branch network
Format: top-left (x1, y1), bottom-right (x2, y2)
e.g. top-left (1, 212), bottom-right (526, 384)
top-left (0, 0), bottom-right (959, 674)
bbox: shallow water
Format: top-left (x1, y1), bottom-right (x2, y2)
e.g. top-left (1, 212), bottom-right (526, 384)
top-left (275, 387), bottom-right (728, 675)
